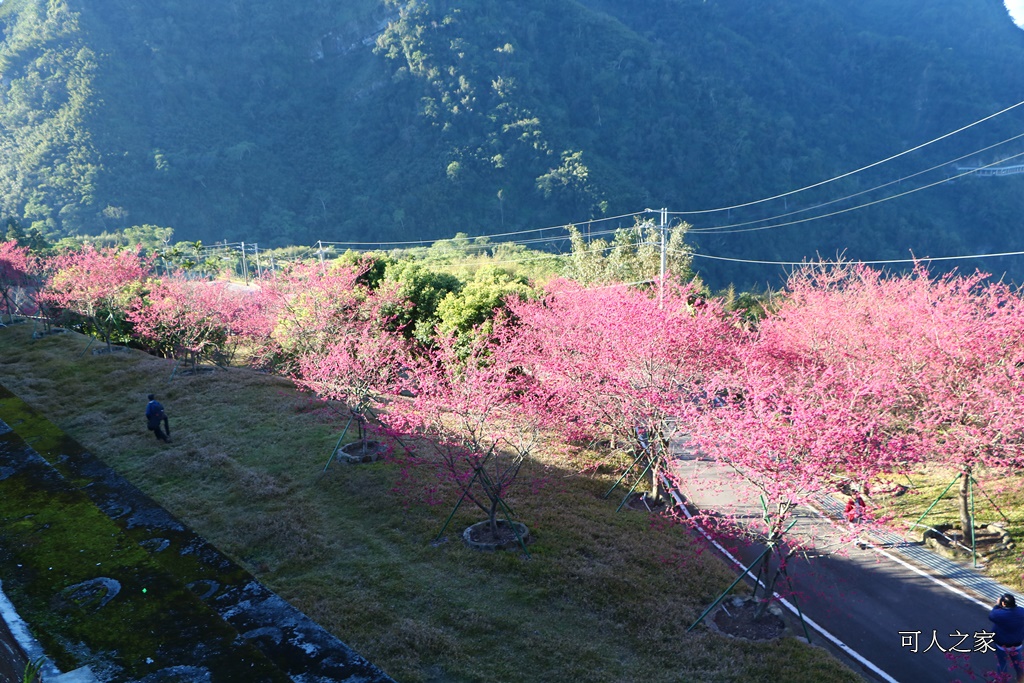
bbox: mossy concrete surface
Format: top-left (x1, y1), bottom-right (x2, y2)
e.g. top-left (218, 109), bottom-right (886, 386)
top-left (0, 383), bottom-right (394, 682)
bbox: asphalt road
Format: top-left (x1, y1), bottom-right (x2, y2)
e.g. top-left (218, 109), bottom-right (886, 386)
top-left (672, 450), bottom-right (1009, 683)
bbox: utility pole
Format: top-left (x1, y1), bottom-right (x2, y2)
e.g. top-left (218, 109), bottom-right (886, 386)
top-left (317, 240), bottom-right (326, 276)
top-left (241, 241), bottom-right (249, 285)
top-left (659, 207), bottom-right (668, 309)
top-left (254, 242), bottom-right (263, 279)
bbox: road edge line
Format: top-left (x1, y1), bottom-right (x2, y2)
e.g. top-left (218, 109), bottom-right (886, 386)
top-left (664, 479), bottom-right (901, 683)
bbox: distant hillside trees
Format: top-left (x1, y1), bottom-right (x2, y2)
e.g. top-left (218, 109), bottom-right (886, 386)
top-left (3, 0), bottom-right (1024, 290)
top-left (0, 0), bottom-right (101, 236)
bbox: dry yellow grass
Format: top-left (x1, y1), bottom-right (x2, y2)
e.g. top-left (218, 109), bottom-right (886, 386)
top-left (0, 323), bottom-right (864, 683)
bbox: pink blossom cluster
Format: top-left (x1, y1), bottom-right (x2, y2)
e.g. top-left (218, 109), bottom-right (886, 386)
top-left (6, 240), bottom-right (1024, 550)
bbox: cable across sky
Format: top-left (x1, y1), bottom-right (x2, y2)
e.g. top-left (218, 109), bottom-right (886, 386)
top-left (685, 248), bottom-right (1024, 267)
top-left (318, 209), bottom-right (647, 248)
top-left (687, 133), bottom-right (1024, 234)
top-left (300, 98), bottom-right (1024, 275)
top-left (687, 150), bottom-right (1024, 235)
top-left (668, 98), bottom-right (1024, 216)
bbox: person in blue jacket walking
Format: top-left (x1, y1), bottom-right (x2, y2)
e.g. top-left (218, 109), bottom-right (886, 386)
top-left (145, 394), bottom-right (171, 443)
top-left (990, 593), bottom-right (1024, 682)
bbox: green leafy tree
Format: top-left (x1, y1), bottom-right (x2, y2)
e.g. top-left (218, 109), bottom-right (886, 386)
top-left (536, 150), bottom-right (601, 216)
top-left (123, 224), bottom-right (174, 251)
top-left (382, 259), bottom-right (464, 344)
top-left (562, 219), bottom-right (693, 286)
top-left (335, 249), bottom-right (391, 288)
top-left (4, 218), bottom-right (27, 246)
top-left (434, 265), bottom-right (533, 340)
top-left (0, 0), bottom-right (101, 234)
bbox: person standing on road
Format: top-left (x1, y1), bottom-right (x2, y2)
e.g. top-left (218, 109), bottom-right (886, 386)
top-left (145, 394), bottom-right (171, 443)
top-left (844, 494), bottom-right (866, 523)
top-left (989, 593), bottom-right (1024, 682)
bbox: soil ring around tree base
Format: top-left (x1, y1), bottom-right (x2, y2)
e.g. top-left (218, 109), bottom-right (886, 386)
top-left (175, 366), bottom-right (218, 376)
top-left (623, 492), bottom-right (669, 513)
top-left (462, 520), bottom-right (530, 552)
top-left (31, 327), bottom-right (68, 339)
top-left (91, 345), bottom-right (131, 356)
top-left (922, 523), bottom-right (1012, 562)
top-left (706, 596), bottom-right (787, 642)
top-left (337, 440), bottom-right (388, 464)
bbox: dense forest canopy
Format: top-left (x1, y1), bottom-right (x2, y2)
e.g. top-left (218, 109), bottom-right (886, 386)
top-left (1, 0), bottom-right (1023, 289)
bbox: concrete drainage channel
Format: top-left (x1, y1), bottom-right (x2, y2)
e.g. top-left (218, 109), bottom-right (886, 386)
top-left (0, 385), bottom-right (395, 683)
top-left (0, 584), bottom-right (98, 682)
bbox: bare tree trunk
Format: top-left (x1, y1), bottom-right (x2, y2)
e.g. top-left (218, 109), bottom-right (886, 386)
top-left (649, 433), bottom-right (672, 502)
top-left (958, 468), bottom-right (974, 546)
top-left (753, 545), bottom-right (792, 620)
top-left (650, 451), bottom-right (661, 502)
top-left (754, 571), bottom-right (783, 620)
top-left (488, 494), bottom-right (500, 538)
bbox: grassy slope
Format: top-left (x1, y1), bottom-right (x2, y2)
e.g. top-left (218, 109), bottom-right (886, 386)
top-left (0, 323), bottom-right (861, 683)
top-left (0, 395), bottom-right (289, 679)
top-left (874, 468), bottom-right (1024, 589)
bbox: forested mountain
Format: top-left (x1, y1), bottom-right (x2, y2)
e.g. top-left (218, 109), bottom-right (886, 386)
top-left (1, 0), bottom-right (1023, 288)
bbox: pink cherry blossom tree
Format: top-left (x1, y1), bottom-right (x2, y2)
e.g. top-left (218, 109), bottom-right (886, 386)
top-left (899, 270), bottom-right (1024, 544)
top-left (761, 262), bottom-right (932, 486)
top-left (0, 240), bottom-right (37, 323)
top-left (782, 262), bottom-right (1024, 544)
top-left (249, 262), bottom-right (390, 372)
top-left (290, 284), bottom-right (410, 449)
top-left (40, 246), bottom-right (151, 352)
top-left (687, 262), bottom-right (925, 615)
top-left (382, 319), bottom-right (547, 544)
top-left (231, 260), bottom-right (413, 458)
top-left (128, 278), bottom-right (243, 369)
top-left (505, 279), bottom-right (742, 504)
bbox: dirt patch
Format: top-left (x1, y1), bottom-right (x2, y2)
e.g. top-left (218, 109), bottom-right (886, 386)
top-left (923, 523), bottom-right (1014, 561)
top-left (710, 597), bottom-right (786, 641)
top-left (462, 520), bottom-right (530, 551)
top-left (623, 492), bottom-right (669, 513)
top-left (337, 440), bottom-right (388, 464)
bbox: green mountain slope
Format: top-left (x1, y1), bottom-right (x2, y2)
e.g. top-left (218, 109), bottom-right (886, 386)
top-left (2, 0), bottom-right (1023, 288)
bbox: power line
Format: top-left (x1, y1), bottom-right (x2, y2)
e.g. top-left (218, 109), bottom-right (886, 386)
top-left (486, 226), bottom-right (619, 248)
top-left (227, 102), bottom-right (1024, 276)
top-left (313, 220), bottom-right (668, 266)
top-left (317, 209), bottom-right (649, 248)
top-left (669, 98), bottom-right (1024, 216)
top-left (688, 133), bottom-right (1024, 234)
top-left (684, 248), bottom-right (1024, 267)
top-left (304, 103), bottom-right (1024, 256)
top-left (486, 239), bottom-right (672, 268)
top-left (314, 220), bottom-right (675, 270)
top-left (583, 278), bottom-right (660, 291)
top-left (686, 150), bottom-right (1024, 236)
